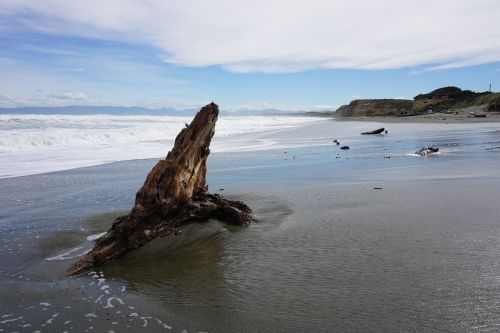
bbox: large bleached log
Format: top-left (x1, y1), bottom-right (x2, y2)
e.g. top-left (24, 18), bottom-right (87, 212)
top-left (68, 102), bottom-right (255, 276)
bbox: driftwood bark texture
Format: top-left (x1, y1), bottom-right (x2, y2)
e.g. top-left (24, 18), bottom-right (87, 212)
top-left (68, 102), bottom-right (255, 276)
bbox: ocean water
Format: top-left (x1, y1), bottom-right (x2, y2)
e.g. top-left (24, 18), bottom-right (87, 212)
top-left (0, 114), bottom-right (325, 178)
top-left (1, 117), bottom-right (500, 332)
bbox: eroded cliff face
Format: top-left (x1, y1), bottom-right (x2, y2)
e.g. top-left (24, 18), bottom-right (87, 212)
top-left (335, 99), bottom-right (413, 117)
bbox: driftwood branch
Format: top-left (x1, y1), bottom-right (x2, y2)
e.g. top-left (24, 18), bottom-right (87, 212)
top-left (68, 102), bottom-right (255, 276)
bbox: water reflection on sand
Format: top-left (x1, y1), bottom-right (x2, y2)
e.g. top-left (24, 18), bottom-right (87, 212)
top-left (1, 121), bottom-right (500, 332)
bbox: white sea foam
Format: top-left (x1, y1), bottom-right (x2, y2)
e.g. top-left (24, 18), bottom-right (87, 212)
top-left (0, 316), bottom-right (22, 324)
top-left (103, 297), bottom-right (124, 309)
top-left (0, 114), bottom-right (325, 178)
top-left (45, 246), bottom-right (90, 261)
top-left (87, 232), bottom-right (107, 241)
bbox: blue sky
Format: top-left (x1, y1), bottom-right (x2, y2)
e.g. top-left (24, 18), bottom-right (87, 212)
top-left (1, 1), bottom-right (499, 111)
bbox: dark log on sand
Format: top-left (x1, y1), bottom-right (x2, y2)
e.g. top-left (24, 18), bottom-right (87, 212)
top-left (361, 127), bottom-right (385, 135)
top-left (68, 102), bottom-right (255, 276)
top-left (415, 147), bottom-right (439, 156)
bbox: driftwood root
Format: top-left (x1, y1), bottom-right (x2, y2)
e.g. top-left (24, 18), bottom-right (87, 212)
top-left (68, 102), bottom-right (255, 276)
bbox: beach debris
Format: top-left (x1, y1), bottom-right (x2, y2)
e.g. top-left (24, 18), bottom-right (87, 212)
top-left (68, 103), bottom-right (255, 276)
top-left (373, 187), bottom-right (383, 190)
top-left (340, 146), bottom-right (350, 150)
top-left (361, 127), bottom-right (385, 135)
top-left (333, 139), bottom-right (340, 145)
top-left (415, 147), bottom-right (439, 156)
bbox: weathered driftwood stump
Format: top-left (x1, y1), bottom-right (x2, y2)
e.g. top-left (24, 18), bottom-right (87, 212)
top-left (68, 102), bottom-right (255, 276)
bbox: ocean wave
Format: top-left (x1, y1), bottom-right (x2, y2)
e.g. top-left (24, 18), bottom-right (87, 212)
top-left (0, 114), bottom-right (324, 178)
top-left (0, 114), bottom-right (320, 152)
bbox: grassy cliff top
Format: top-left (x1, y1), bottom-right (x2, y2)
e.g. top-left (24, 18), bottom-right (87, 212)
top-left (336, 87), bottom-right (500, 116)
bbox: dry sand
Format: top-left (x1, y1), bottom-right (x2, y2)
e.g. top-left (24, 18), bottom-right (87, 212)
top-left (336, 106), bottom-right (500, 123)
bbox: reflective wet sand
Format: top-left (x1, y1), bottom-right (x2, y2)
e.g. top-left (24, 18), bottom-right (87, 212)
top-left (1, 121), bottom-right (500, 332)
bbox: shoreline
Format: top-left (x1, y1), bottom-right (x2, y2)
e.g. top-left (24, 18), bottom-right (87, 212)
top-left (2, 119), bottom-right (500, 332)
top-left (334, 106), bottom-right (500, 123)
top-left (2, 116), bottom-right (500, 179)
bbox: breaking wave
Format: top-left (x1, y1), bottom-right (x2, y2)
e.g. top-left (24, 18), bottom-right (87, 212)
top-left (0, 113), bottom-right (324, 178)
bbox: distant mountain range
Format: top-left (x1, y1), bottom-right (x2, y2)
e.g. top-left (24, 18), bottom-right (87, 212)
top-left (0, 105), bottom-right (197, 116)
top-left (0, 105), bottom-right (335, 116)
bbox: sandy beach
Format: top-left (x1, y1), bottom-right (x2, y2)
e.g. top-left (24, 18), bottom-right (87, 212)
top-left (337, 106), bottom-right (500, 123)
top-left (2, 1), bottom-right (500, 331)
top-left (1, 118), bottom-right (500, 332)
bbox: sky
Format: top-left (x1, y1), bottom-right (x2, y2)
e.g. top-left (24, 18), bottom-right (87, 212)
top-left (0, 0), bottom-right (499, 111)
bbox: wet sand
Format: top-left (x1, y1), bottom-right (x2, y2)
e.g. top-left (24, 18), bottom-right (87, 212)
top-left (1, 120), bottom-right (500, 332)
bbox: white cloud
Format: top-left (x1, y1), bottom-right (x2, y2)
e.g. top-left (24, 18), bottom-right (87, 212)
top-left (0, 94), bottom-right (20, 107)
top-left (48, 91), bottom-right (89, 101)
top-left (0, 91), bottom-right (335, 112)
top-left (1, 0), bottom-right (500, 73)
top-left (227, 102), bottom-right (338, 112)
top-left (0, 92), bottom-right (94, 107)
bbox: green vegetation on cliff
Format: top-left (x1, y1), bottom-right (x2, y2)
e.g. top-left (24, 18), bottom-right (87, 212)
top-left (413, 86), bottom-right (499, 113)
top-left (336, 99), bottom-right (413, 117)
top-left (336, 86), bottom-right (500, 117)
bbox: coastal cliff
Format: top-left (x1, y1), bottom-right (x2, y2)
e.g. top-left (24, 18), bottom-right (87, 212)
top-left (413, 86), bottom-right (496, 113)
top-left (336, 87), bottom-right (500, 117)
top-left (336, 99), bottom-right (413, 117)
